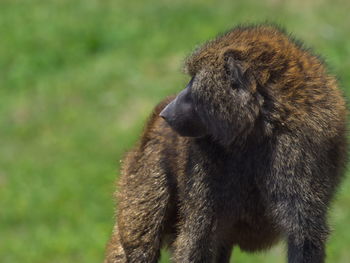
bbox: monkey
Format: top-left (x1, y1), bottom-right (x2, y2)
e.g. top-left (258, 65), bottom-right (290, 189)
top-left (104, 24), bottom-right (348, 263)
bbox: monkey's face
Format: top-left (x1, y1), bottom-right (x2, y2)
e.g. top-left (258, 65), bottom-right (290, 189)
top-left (192, 57), bottom-right (263, 145)
top-left (159, 77), bottom-right (208, 138)
top-left (161, 52), bottom-right (263, 145)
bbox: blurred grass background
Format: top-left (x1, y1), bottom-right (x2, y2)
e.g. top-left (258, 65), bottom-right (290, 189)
top-left (1, 0), bottom-right (350, 262)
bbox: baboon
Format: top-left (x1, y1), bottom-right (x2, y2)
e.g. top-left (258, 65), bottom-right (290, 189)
top-left (105, 24), bottom-right (348, 263)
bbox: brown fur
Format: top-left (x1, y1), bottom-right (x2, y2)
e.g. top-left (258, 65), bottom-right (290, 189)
top-left (105, 25), bottom-right (347, 263)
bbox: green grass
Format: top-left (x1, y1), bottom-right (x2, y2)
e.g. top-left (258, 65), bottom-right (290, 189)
top-left (1, 0), bottom-right (350, 262)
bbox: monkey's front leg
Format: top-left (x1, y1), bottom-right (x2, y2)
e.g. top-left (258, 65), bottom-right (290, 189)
top-left (272, 189), bottom-right (328, 263)
top-left (271, 194), bottom-right (328, 263)
top-left (172, 209), bottom-right (217, 263)
top-left (172, 180), bottom-right (217, 263)
top-left (264, 136), bottom-right (331, 263)
top-left (105, 166), bottom-right (171, 263)
top-left (104, 225), bottom-right (126, 263)
top-left (287, 234), bottom-right (326, 263)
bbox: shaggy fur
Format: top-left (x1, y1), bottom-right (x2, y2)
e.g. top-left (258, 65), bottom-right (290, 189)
top-left (105, 24), bottom-right (348, 263)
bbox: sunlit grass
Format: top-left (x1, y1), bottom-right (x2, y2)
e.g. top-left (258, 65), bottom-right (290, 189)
top-left (1, 0), bottom-right (349, 262)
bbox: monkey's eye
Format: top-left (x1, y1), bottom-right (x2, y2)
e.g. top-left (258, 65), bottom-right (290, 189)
top-left (186, 77), bottom-right (195, 89)
top-left (185, 77), bottom-right (196, 99)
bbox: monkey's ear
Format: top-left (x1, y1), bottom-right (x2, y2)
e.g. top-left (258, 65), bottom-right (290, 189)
top-left (223, 51), bottom-right (246, 89)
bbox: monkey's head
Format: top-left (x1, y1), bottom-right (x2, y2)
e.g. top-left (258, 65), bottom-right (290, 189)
top-left (160, 29), bottom-right (266, 146)
top-left (160, 48), bottom-right (263, 146)
top-left (160, 25), bottom-right (323, 146)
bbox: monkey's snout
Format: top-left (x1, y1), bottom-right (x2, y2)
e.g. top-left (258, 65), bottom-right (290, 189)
top-left (159, 102), bottom-right (174, 122)
top-left (159, 109), bottom-right (167, 120)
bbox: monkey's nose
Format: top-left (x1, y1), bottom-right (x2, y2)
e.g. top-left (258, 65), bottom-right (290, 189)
top-left (159, 101), bottom-right (174, 121)
top-left (159, 110), bottom-right (166, 119)
top-left (159, 108), bottom-right (167, 120)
